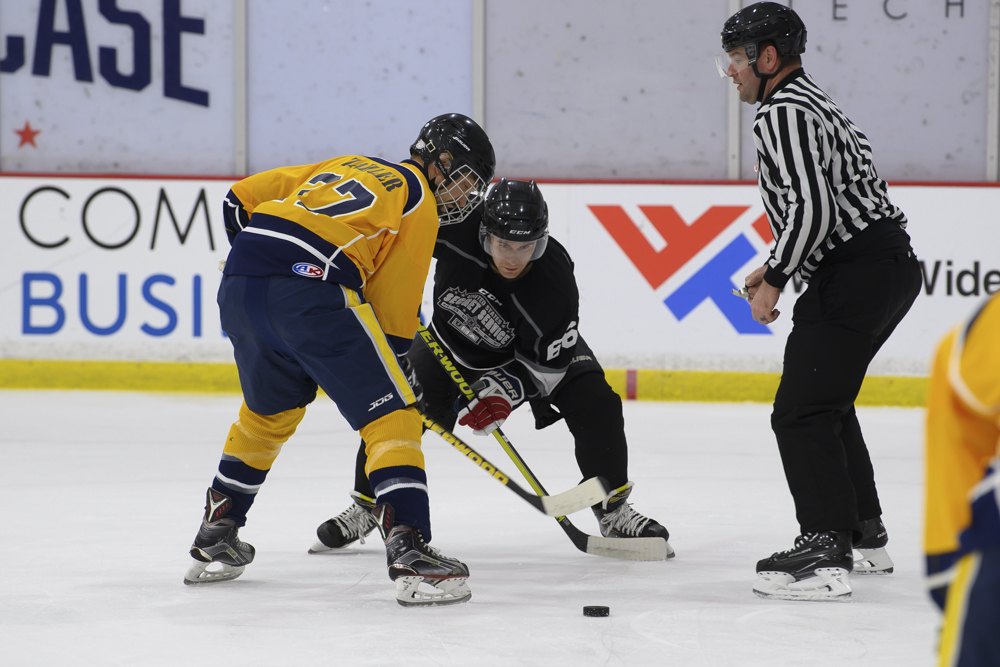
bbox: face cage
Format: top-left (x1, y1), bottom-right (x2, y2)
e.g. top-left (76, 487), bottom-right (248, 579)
top-left (715, 46), bottom-right (755, 78)
top-left (480, 228), bottom-right (549, 263)
top-left (435, 164), bottom-right (489, 226)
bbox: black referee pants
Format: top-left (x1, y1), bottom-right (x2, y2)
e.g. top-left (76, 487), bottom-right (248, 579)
top-left (771, 251), bottom-right (922, 540)
top-left (352, 333), bottom-right (630, 496)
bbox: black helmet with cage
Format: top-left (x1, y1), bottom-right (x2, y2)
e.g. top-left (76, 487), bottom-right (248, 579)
top-left (717, 2), bottom-right (806, 101)
top-left (479, 178), bottom-right (549, 262)
top-left (411, 113), bottom-right (496, 225)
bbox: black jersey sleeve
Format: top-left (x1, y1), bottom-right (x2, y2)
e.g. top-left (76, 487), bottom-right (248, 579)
top-left (509, 240), bottom-right (581, 397)
top-left (434, 204), bottom-right (486, 262)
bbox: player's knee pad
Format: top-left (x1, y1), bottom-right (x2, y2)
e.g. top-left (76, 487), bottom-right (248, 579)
top-left (223, 401), bottom-right (306, 471)
top-left (556, 372), bottom-right (624, 427)
top-left (555, 373), bottom-right (628, 484)
top-left (361, 407), bottom-right (424, 476)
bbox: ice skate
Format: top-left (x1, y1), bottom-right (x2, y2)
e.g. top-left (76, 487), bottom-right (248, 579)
top-left (592, 482), bottom-right (675, 558)
top-left (373, 503), bottom-right (471, 607)
top-left (853, 517), bottom-right (894, 575)
top-left (754, 531), bottom-right (853, 601)
top-left (309, 491), bottom-right (377, 553)
top-left (184, 488), bottom-right (255, 585)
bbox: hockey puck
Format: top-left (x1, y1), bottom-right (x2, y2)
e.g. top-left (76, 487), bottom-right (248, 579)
top-left (583, 605), bottom-right (609, 617)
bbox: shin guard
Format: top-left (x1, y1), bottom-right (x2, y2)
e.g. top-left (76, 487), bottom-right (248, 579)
top-left (211, 401), bottom-right (305, 525)
top-left (362, 408), bottom-right (431, 540)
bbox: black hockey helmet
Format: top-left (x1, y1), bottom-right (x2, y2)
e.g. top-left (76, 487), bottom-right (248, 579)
top-left (411, 113), bottom-right (496, 225)
top-left (721, 2), bottom-right (806, 62)
top-left (480, 178), bottom-right (549, 262)
top-left (716, 3), bottom-right (806, 103)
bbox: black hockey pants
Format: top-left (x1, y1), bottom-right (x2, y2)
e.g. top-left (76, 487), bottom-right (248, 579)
top-left (771, 250), bottom-right (922, 540)
top-left (353, 333), bottom-right (629, 496)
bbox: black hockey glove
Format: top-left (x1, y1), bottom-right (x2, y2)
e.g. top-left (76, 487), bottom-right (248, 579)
top-left (400, 355), bottom-right (424, 407)
top-left (455, 368), bottom-right (525, 435)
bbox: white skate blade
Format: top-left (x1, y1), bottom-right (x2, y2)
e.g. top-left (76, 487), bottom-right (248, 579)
top-left (183, 559), bottom-right (246, 585)
top-left (395, 576), bottom-right (471, 607)
top-left (307, 540), bottom-right (334, 554)
top-left (586, 535), bottom-right (674, 561)
top-left (854, 547), bottom-right (894, 575)
top-left (539, 477), bottom-right (609, 517)
top-left (307, 539), bottom-right (369, 554)
top-left (753, 567), bottom-right (852, 601)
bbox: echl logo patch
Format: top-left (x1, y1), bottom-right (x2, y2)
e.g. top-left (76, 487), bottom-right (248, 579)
top-left (292, 262), bottom-right (323, 278)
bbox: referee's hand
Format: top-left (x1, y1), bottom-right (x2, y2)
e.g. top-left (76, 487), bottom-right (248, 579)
top-left (750, 280), bottom-right (781, 324)
top-left (744, 265), bottom-right (767, 301)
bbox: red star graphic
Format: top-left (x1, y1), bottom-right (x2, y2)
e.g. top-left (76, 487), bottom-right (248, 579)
top-left (15, 121), bottom-right (41, 148)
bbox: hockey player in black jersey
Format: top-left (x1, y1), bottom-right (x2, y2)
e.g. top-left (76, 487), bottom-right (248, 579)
top-left (310, 178), bottom-right (673, 557)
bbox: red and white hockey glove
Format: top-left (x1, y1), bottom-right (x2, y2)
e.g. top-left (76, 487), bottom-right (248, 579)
top-left (455, 369), bottom-right (525, 435)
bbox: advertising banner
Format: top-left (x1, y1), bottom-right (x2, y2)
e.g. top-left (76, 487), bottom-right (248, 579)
top-left (0, 175), bottom-right (235, 361)
top-left (540, 183), bottom-right (1000, 376)
top-left (2, 176), bottom-right (997, 376)
top-left (0, 1), bottom-right (235, 174)
top-left (0, 1), bottom-right (473, 177)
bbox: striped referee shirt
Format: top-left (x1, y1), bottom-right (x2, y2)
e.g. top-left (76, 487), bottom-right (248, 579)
top-left (754, 69), bottom-right (907, 288)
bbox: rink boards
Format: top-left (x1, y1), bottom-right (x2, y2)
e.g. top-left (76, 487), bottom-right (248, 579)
top-left (1, 174), bottom-right (997, 404)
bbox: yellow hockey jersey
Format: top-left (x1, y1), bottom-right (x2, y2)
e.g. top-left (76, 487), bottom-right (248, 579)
top-left (222, 156), bottom-right (438, 353)
top-left (924, 293), bottom-right (1000, 604)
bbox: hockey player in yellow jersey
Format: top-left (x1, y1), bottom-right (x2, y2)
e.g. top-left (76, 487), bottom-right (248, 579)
top-left (183, 114), bottom-right (496, 607)
top-left (925, 293), bottom-right (1000, 665)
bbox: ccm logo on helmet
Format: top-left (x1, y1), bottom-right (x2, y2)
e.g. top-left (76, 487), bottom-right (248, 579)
top-left (292, 262), bottom-right (323, 278)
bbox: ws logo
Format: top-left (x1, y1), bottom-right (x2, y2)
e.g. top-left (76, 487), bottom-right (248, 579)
top-left (589, 204), bottom-right (774, 335)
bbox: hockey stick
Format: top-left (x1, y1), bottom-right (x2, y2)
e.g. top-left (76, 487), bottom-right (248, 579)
top-left (420, 414), bottom-right (607, 517)
top-left (417, 325), bottom-right (669, 561)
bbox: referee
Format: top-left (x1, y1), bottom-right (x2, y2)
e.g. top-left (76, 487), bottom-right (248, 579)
top-left (716, 2), bottom-right (922, 601)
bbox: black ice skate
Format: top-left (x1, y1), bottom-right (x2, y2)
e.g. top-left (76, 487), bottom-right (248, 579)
top-left (853, 517), bottom-right (894, 575)
top-left (592, 482), bottom-right (675, 558)
top-left (183, 488), bottom-right (255, 585)
top-left (373, 503), bottom-right (471, 607)
top-left (754, 531), bottom-right (853, 601)
top-left (309, 491), bottom-right (377, 553)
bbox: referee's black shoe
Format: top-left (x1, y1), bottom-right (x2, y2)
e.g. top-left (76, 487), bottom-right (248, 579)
top-left (853, 517), bottom-right (894, 575)
top-left (753, 531), bottom-right (853, 601)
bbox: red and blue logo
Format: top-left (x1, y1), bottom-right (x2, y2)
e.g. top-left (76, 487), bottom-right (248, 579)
top-left (292, 262), bottom-right (324, 278)
top-left (589, 204), bottom-right (775, 335)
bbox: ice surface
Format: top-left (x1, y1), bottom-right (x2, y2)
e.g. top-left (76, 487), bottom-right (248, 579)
top-left (0, 391), bottom-right (938, 666)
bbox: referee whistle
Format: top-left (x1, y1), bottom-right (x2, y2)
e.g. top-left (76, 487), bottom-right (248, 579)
top-left (732, 286), bottom-right (750, 302)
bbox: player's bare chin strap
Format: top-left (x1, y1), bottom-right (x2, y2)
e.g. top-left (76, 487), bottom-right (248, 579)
top-left (223, 401), bottom-right (304, 471)
top-left (361, 407), bottom-right (425, 477)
